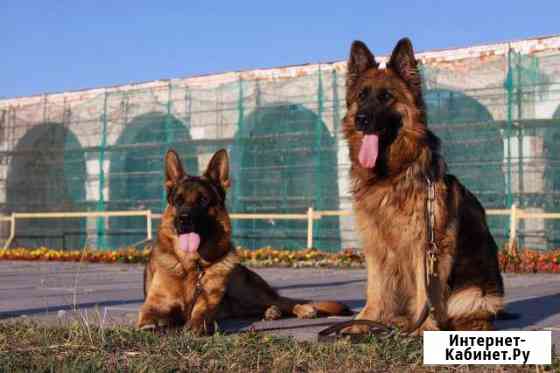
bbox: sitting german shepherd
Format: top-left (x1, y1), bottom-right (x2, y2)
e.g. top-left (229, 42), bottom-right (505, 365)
top-left (138, 149), bottom-right (350, 334)
top-left (342, 38), bottom-right (505, 333)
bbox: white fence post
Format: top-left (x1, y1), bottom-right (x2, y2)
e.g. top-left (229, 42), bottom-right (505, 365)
top-left (509, 204), bottom-right (518, 251)
top-left (307, 207), bottom-right (314, 249)
top-left (146, 210), bottom-right (153, 241)
top-left (2, 214), bottom-right (15, 250)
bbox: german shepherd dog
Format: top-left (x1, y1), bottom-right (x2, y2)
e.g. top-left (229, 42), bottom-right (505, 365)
top-left (138, 149), bottom-right (350, 334)
top-left (342, 38), bottom-right (505, 333)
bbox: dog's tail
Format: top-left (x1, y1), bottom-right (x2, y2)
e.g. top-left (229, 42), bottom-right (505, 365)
top-left (275, 297), bottom-right (353, 318)
top-left (447, 287), bottom-right (504, 330)
top-left (310, 301), bottom-right (353, 316)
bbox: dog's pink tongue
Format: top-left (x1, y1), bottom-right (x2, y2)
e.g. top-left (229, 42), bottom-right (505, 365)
top-left (358, 134), bottom-right (379, 169)
top-left (178, 233), bottom-right (200, 253)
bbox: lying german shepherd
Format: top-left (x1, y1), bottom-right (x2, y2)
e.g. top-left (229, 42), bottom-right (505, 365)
top-left (342, 38), bottom-right (505, 333)
top-left (138, 149), bottom-right (350, 334)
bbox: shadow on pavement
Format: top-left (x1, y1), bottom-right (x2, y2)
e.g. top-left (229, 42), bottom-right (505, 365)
top-left (275, 279), bottom-right (365, 291)
top-left (497, 293), bottom-right (560, 330)
top-left (0, 299), bottom-right (144, 319)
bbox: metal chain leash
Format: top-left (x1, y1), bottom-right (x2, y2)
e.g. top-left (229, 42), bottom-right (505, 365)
top-left (186, 262), bottom-right (206, 322)
top-left (425, 176), bottom-right (439, 315)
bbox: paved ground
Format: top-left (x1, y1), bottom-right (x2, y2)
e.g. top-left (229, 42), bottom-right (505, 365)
top-left (1, 261), bottom-right (559, 345)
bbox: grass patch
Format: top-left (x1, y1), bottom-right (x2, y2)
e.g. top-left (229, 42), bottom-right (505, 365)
top-left (0, 320), bottom-right (557, 372)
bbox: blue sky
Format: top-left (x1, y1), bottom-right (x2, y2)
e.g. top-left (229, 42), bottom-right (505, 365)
top-left (1, 1), bottom-right (558, 98)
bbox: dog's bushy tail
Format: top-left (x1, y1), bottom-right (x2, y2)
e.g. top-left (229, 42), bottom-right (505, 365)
top-left (310, 301), bottom-right (353, 316)
top-left (447, 287), bottom-right (504, 330)
top-left (276, 297), bottom-right (353, 318)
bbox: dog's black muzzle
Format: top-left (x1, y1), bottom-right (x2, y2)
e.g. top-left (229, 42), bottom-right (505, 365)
top-left (356, 112), bottom-right (376, 134)
top-left (355, 107), bottom-right (401, 135)
top-left (174, 208), bottom-right (201, 234)
top-left (356, 111), bottom-right (382, 135)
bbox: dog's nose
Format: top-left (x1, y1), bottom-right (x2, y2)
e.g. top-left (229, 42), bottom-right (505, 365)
top-left (176, 213), bottom-right (195, 233)
top-left (178, 214), bottom-right (191, 223)
top-left (356, 113), bottom-right (369, 131)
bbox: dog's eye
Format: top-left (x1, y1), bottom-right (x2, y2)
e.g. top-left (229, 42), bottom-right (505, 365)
top-left (358, 87), bottom-right (370, 102)
top-left (173, 195), bottom-right (184, 206)
top-left (199, 196), bottom-right (209, 207)
top-left (378, 90), bottom-right (393, 103)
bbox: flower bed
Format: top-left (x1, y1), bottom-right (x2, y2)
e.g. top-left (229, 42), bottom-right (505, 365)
top-left (0, 246), bottom-right (559, 273)
top-left (499, 248), bottom-right (560, 273)
top-left (0, 247), bottom-right (149, 264)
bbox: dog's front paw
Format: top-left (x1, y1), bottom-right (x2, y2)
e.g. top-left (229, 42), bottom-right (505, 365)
top-left (264, 305), bottom-right (282, 320)
top-left (293, 304), bottom-right (318, 319)
top-left (138, 323), bottom-right (157, 332)
top-left (137, 312), bottom-right (159, 331)
top-left (187, 319), bottom-right (212, 336)
top-left (340, 312), bottom-right (385, 335)
top-left (340, 323), bottom-right (372, 335)
top-left (387, 316), bottom-right (409, 331)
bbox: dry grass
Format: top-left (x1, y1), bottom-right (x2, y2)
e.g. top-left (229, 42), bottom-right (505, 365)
top-left (0, 319), bottom-right (557, 372)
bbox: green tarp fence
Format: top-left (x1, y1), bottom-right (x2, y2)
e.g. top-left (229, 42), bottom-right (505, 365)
top-left (1, 49), bottom-right (559, 251)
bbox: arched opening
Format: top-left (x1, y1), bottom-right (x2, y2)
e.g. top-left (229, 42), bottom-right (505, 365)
top-left (425, 89), bottom-right (505, 242)
top-left (108, 112), bottom-right (198, 248)
top-left (6, 122), bottom-right (86, 249)
top-left (545, 107), bottom-right (560, 246)
top-left (231, 103), bottom-right (340, 250)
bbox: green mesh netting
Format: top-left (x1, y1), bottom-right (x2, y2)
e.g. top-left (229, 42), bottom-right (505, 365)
top-left (6, 122), bottom-right (86, 249)
top-left (425, 89), bottom-right (507, 244)
top-left (107, 111), bottom-right (199, 248)
top-left (231, 103), bottom-right (339, 250)
top-left (545, 108), bottom-right (560, 246)
top-left (1, 49), bottom-right (560, 251)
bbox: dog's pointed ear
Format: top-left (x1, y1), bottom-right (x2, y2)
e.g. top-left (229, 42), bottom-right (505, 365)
top-left (164, 149), bottom-right (185, 191)
top-left (204, 149), bottom-right (230, 189)
top-left (388, 38), bottom-right (423, 100)
top-left (347, 40), bottom-right (378, 91)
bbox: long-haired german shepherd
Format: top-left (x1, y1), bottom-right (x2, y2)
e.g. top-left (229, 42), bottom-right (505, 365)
top-left (342, 38), bottom-right (505, 333)
top-left (138, 149), bottom-right (351, 334)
